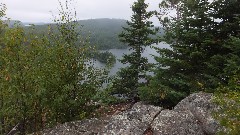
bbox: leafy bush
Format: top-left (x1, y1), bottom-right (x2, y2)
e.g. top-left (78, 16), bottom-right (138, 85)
top-left (93, 85), bottom-right (125, 105)
top-left (139, 80), bottom-right (186, 107)
top-left (0, 1), bottom-right (105, 134)
top-left (213, 75), bottom-right (240, 135)
top-left (212, 36), bottom-right (240, 134)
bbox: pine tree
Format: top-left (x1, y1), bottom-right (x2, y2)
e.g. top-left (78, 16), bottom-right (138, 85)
top-left (160, 0), bottom-right (181, 20)
top-left (140, 0), bottom-right (240, 105)
top-left (112, 0), bottom-right (158, 99)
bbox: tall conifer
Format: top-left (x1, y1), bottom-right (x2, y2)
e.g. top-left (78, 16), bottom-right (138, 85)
top-left (112, 0), bottom-right (158, 99)
top-left (140, 0), bottom-right (240, 104)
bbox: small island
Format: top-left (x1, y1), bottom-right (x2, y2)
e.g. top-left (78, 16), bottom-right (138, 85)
top-left (93, 51), bottom-right (116, 65)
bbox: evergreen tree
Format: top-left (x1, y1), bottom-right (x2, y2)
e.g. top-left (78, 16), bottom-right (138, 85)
top-left (160, 0), bottom-right (181, 20)
top-left (112, 0), bottom-right (158, 99)
top-left (140, 0), bottom-right (240, 105)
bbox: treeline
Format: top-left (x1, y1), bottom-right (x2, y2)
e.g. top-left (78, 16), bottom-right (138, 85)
top-left (22, 18), bottom-right (128, 50)
top-left (22, 18), bottom-right (164, 50)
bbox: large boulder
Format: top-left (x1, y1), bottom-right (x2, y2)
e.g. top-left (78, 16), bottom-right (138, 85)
top-left (39, 102), bottom-right (162, 135)
top-left (152, 109), bottom-right (205, 135)
top-left (100, 102), bottom-right (163, 134)
top-left (174, 92), bottom-right (220, 135)
top-left (152, 92), bottom-right (221, 135)
top-left (35, 92), bottom-right (221, 135)
top-left (41, 117), bottom-right (111, 135)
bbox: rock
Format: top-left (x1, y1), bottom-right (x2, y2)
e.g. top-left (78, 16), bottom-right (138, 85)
top-left (174, 92), bottom-right (220, 135)
top-left (152, 92), bottom-right (221, 135)
top-left (35, 92), bottom-right (221, 135)
top-left (100, 102), bottom-right (163, 135)
top-left (152, 109), bottom-right (205, 135)
top-left (38, 102), bottom-right (162, 135)
top-left (41, 117), bottom-right (111, 135)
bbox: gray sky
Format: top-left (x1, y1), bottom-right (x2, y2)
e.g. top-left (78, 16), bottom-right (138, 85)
top-left (2, 0), bottom-right (161, 24)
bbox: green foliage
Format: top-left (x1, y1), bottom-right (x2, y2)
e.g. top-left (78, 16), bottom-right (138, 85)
top-left (212, 36), bottom-right (240, 135)
top-left (140, 0), bottom-right (240, 105)
top-left (93, 85), bottom-right (125, 105)
top-left (139, 82), bottom-right (186, 106)
top-left (213, 74), bottom-right (240, 135)
top-left (93, 51), bottom-right (116, 66)
top-left (112, 0), bottom-right (158, 99)
top-left (0, 3), bottom-right (7, 41)
top-left (0, 1), bottom-right (105, 134)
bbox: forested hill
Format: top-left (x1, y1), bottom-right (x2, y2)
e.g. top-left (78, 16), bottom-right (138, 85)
top-left (79, 18), bottom-right (128, 49)
top-left (22, 18), bottom-right (128, 49)
top-left (78, 18), bottom-right (164, 49)
top-left (20, 18), bottom-right (163, 50)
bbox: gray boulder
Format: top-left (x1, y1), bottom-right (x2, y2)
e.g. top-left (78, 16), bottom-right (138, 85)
top-left (152, 109), bottom-right (205, 135)
top-left (100, 102), bottom-right (163, 135)
top-left (174, 92), bottom-right (220, 135)
top-left (41, 117), bottom-right (111, 135)
top-left (39, 102), bottom-right (162, 135)
top-left (152, 92), bottom-right (220, 135)
top-left (34, 92), bottom-right (221, 135)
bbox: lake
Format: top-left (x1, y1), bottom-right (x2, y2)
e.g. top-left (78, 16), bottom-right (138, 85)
top-left (92, 42), bottom-right (170, 76)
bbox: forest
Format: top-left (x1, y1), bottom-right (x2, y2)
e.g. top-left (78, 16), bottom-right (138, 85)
top-left (23, 18), bottom-right (129, 50)
top-left (6, 18), bottom-right (164, 50)
top-left (0, 0), bottom-right (239, 134)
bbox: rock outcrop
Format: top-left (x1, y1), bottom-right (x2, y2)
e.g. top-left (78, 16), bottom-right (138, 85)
top-left (39, 92), bottom-right (221, 135)
top-left (40, 117), bottom-right (111, 135)
top-left (100, 102), bottom-right (162, 135)
top-left (174, 92), bottom-right (220, 135)
top-left (152, 92), bottom-right (220, 135)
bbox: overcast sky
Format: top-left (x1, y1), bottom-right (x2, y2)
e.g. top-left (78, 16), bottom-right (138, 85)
top-left (2, 0), bottom-right (161, 24)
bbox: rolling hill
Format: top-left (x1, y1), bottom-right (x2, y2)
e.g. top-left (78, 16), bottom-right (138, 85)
top-left (24, 18), bottom-right (128, 50)
top-left (7, 18), bottom-right (163, 50)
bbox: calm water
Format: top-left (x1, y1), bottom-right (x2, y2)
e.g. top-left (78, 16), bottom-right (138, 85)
top-left (92, 42), bottom-right (170, 76)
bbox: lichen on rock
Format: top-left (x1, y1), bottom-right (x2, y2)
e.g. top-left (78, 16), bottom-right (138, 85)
top-left (34, 92), bottom-right (221, 135)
